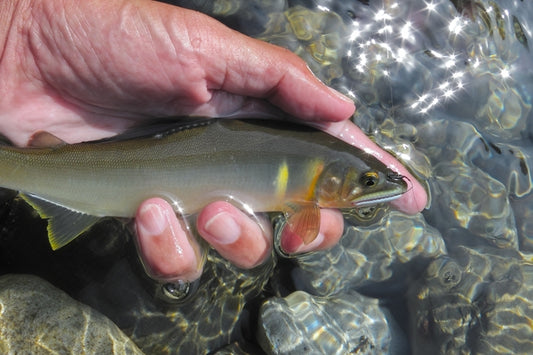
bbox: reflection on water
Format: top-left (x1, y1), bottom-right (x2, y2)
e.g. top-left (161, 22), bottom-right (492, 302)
top-left (1, 0), bottom-right (533, 354)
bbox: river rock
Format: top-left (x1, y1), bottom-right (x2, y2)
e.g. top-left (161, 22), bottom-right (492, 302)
top-left (0, 274), bottom-right (143, 355)
top-left (258, 290), bottom-right (392, 354)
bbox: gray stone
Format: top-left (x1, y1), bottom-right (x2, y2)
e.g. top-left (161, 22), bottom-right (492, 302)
top-left (258, 290), bottom-right (391, 355)
top-left (0, 274), bottom-right (143, 355)
top-left (408, 246), bottom-right (533, 354)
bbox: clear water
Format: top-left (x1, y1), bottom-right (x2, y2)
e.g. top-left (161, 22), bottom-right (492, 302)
top-left (168, 0), bottom-right (533, 353)
top-left (1, 0), bottom-right (532, 354)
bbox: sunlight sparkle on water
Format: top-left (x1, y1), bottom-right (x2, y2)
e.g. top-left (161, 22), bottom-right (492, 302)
top-left (395, 48), bottom-right (408, 63)
top-left (503, 9), bottom-right (509, 19)
top-left (444, 55), bottom-right (457, 69)
top-left (448, 17), bottom-right (464, 35)
top-left (349, 25), bottom-right (361, 42)
top-left (500, 67), bottom-right (511, 79)
top-left (380, 42), bottom-right (392, 53)
top-left (443, 89), bottom-right (455, 99)
top-left (378, 25), bottom-right (393, 34)
top-left (400, 22), bottom-right (413, 41)
top-left (424, 1), bottom-right (438, 13)
top-left (452, 71), bottom-right (465, 80)
top-left (358, 53), bottom-right (368, 67)
top-left (375, 9), bottom-right (392, 21)
top-left (411, 94), bottom-right (429, 109)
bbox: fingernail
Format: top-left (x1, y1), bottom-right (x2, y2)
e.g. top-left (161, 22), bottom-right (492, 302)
top-left (281, 230), bottom-right (325, 254)
top-left (296, 232), bottom-right (325, 254)
top-left (203, 211), bottom-right (241, 245)
top-left (137, 203), bottom-right (167, 236)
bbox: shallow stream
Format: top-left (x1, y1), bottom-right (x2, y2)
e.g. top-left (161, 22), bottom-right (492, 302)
top-left (1, 0), bottom-right (533, 354)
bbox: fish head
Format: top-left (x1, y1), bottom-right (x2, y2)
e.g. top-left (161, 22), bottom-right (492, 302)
top-left (316, 162), bottom-right (408, 209)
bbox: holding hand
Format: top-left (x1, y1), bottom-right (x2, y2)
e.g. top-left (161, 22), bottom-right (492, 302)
top-left (0, 0), bottom-right (426, 283)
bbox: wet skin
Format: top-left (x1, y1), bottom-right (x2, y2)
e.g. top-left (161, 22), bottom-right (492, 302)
top-left (0, 0), bottom-right (427, 282)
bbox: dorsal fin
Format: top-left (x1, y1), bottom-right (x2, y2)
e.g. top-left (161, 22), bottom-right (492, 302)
top-left (19, 193), bottom-right (100, 250)
top-left (28, 131), bottom-right (66, 148)
top-left (91, 118), bottom-right (216, 143)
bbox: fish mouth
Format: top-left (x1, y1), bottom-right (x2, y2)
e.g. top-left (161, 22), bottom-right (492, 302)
top-left (351, 186), bottom-right (407, 207)
top-left (352, 171), bottom-right (409, 207)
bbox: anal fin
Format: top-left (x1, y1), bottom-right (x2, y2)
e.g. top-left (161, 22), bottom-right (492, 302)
top-left (20, 193), bottom-right (100, 250)
top-left (282, 202), bottom-right (321, 245)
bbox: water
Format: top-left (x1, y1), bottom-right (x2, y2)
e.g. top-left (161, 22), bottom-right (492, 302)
top-left (1, 0), bottom-right (533, 354)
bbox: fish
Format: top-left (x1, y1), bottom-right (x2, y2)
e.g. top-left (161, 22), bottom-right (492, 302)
top-left (0, 119), bottom-right (407, 250)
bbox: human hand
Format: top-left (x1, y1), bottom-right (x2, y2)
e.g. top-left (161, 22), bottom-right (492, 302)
top-left (0, 0), bottom-right (426, 283)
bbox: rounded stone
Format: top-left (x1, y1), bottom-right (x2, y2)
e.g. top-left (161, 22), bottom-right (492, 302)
top-left (0, 274), bottom-right (143, 355)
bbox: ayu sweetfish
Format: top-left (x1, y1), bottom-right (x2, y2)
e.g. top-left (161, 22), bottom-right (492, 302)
top-left (0, 119), bottom-right (407, 250)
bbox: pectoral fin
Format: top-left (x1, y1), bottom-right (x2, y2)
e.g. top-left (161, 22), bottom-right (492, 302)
top-left (20, 193), bottom-right (100, 250)
top-left (282, 202), bottom-right (321, 245)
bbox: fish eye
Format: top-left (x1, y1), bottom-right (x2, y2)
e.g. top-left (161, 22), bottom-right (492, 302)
top-left (360, 171), bottom-right (380, 187)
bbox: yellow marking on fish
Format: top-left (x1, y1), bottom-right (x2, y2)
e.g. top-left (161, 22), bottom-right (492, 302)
top-left (275, 160), bottom-right (290, 200)
top-left (304, 160), bottom-right (325, 200)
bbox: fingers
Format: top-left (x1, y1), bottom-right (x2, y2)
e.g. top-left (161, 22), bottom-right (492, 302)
top-left (135, 198), bottom-right (204, 282)
top-left (136, 198), bottom-right (344, 281)
top-left (317, 120), bottom-right (428, 214)
top-left (179, 8), bottom-right (355, 122)
top-left (279, 209), bottom-right (344, 255)
top-left (196, 201), bottom-right (272, 269)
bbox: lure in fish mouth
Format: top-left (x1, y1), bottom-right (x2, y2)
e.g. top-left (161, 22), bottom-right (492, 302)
top-left (0, 118), bottom-right (410, 250)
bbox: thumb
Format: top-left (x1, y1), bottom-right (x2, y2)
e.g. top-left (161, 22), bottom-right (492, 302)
top-left (182, 11), bottom-right (356, 121)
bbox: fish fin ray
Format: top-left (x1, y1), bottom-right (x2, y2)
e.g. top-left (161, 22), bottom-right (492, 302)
top-left (283, 202), bottom-right (320, 245)
top-left (19, 193), bottom-right (100, 250)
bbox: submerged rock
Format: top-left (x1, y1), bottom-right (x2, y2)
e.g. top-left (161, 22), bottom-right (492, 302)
top-left (429, 162), bottom-right (518, 249)
top-left (0, 274), bottom-right (143, 355)
top-left (258, 290), bottom-right (393, 355)
top-left (408, 245), bottom-right (533, 354)
top-left (285, 210), bottom-right (446, 296)
top-left (212, 341), bottom-right (264, 354)
top-left (78, 250), bottom-right (275, 354)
